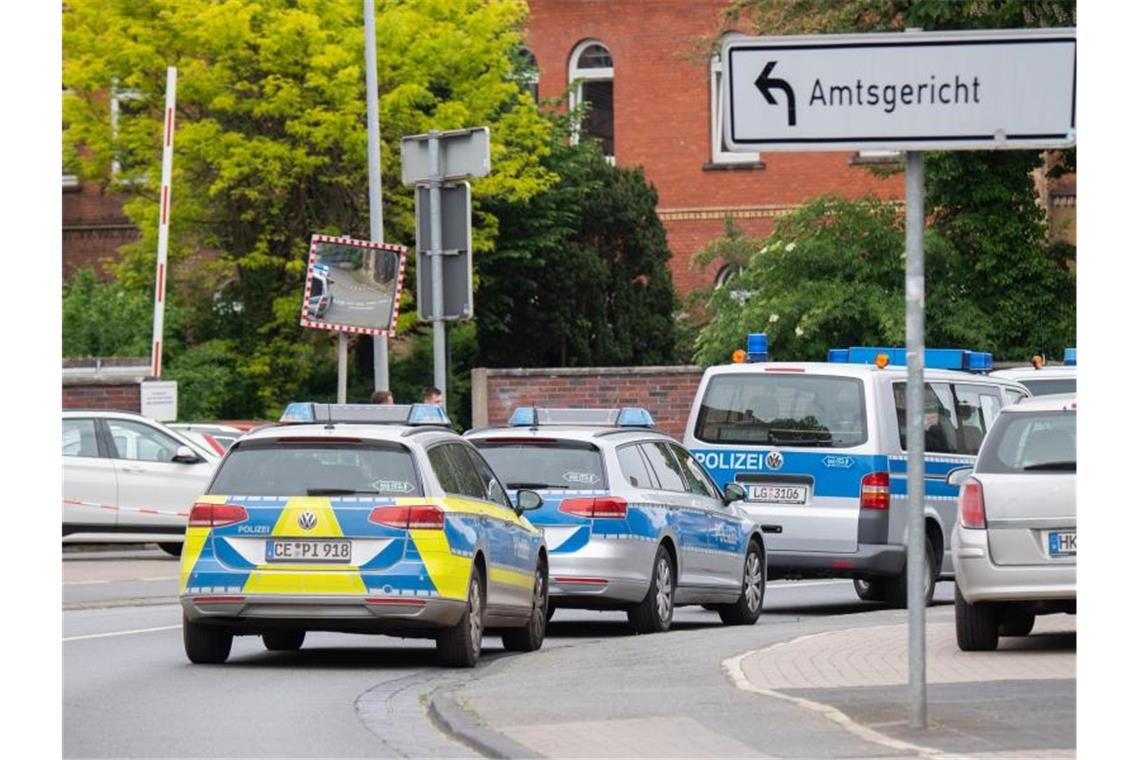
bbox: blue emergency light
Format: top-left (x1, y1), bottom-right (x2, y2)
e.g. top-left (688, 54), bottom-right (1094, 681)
top-left (508, 407), bottom-right (656, 428)
top-left (828, 346), bottom-right (993, 373)
top-left (279, 402), bottom-right (451, 426)
top-left (746, 333), bottom-right (769, 363)
top-left (1063, 347), bottom-right (1077, 366)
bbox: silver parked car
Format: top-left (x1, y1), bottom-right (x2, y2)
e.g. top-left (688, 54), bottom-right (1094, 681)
top-left (465, 407), bottom-right (766, 634)
top-left (950, 394), bottom-right (1076, 651)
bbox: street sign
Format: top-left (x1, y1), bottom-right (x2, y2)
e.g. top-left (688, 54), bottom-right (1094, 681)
top-left (299, 234), bottom-right (408, 336)
top-left (140, 380), bottom-right (177, 422)
top-left (723, 28), bottom-right (1076, 152)
top-left (400, 126), bottom-right (491, 185)
top-left (415, 182), bottom-right (473, 321)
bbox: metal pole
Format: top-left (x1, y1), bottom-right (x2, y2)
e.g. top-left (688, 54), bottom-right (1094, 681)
top-left (905, 150), bottom-right (927, 729)
top-left (337, 332), bottom-right (348, 403)
top-left (428, 131), bottom-right (447, 405)
top-left (149, 66), bottom-right (177, 378)
top-left (364, 0), bottom-right (388, 392)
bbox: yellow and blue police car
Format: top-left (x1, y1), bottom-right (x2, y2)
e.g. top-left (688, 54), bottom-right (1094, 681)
top-left (179, 403), bottom-right (547, 667)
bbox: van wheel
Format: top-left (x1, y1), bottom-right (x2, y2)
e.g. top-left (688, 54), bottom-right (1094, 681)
top-left (884, 537), bottom-right (937, 609)
top-left (955, 583), bottom-right (999, 651)
top-left (502, 562), bottom-right (547, 653)
top-left (999, 608), bottom-right (1036, 637)
top-left (437, 564), bottom-right (485, 667)
top-left (183, 614), bottom-right (233, 664)
top-left (262, 630), bottom-right (305, 651)
top-left (628, 545), bottom-right (674, 634)
top-left (717, 540), bottom-right (765, 626)
top-left (853, 578), bottom-right (886, 602)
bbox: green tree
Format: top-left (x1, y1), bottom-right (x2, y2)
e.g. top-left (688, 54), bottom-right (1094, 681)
top-left (476, 139), bottom-right (677, 368)
top-left (62, 268), bottom-right (182, 357)
top-left (63, 0), bottom-right (556, 417)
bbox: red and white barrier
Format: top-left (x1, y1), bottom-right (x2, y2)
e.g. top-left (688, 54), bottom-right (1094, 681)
top-left (63, 498), bottom-right (189, 518)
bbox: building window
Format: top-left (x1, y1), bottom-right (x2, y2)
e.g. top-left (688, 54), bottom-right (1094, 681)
top-left (62, 88), bottom-right (80, 190)
top-left (110, 83), bottom-right (147, 183)
top-left (569, 40), bottom-right (614, 161)
top-left (512, 47), bottom-right (539, 103)
top-left (714, 264), bottom-right (742, 288)
top-left (710, 36), bottom-right (759, 166)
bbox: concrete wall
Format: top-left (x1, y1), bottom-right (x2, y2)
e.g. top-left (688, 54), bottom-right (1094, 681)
top-left (472, 365), bottom-right (705, 439)
top-left (62, 358), bottom-right (149, 412)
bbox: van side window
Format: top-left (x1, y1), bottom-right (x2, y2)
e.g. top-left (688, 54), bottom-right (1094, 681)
top-left (1004, 388), bottom-right (1028, 405)
top-left (894, 382), bottom-right (960, 454)
top-left (953, 385), bottom-right (1002, 455)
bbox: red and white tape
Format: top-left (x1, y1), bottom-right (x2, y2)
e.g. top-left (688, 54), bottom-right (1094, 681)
top-left (63, 498), bottom-right (190, 518)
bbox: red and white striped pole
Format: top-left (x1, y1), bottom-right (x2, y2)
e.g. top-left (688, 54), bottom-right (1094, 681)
top-left (150, 66), bottom-right (177, 378)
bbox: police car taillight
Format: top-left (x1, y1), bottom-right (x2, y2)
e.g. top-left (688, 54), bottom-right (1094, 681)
top-left (188, 503), bottom-right (249, 528)
top-left (959, 479), bottom-right (987, 529)
top-left (368, 505), bottom-right (445, 530)
top-left (559, 497), bottom-right (628, 519)
top-left (859, 472), bottom-right (890, 510)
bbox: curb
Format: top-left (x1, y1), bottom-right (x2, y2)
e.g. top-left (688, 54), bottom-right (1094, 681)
top-left (428, 685), bottom-right (537, 759)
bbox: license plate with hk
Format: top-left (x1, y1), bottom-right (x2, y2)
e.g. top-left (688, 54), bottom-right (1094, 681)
top-left (1048, 530), bottom-right (1076, 557)
top-left (266, 539), bottom-right (352, 563)
top-left (747, 484), bottom-right (809, 505)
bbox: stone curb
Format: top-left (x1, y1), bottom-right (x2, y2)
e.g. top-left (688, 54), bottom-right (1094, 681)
top-left (428, 685), bottom-right (538, 759)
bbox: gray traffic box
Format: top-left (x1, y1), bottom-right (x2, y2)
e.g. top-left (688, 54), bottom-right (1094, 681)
top-left (415, 182), bottom-right (473, 321)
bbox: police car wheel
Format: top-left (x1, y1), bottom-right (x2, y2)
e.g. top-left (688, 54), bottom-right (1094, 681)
top-left (853, 578), bottom-right (886, 602)
top-left (262, 630), bottom-right (306, 651)
top-left (183, 614), bottom-right (233, 664)
top-left (502, 561), bottom-right (548, 653)
top-left (159, 542), bottom-right (182, 558)
top-left (999, 608), bottom-right (1036, 637)
top-left (884, 537), bottom-right (937, 609)
top-left (546, 600), bottom-right (557, 623)
top-left (628, 545), bottom-right (674, 634)
top-left (955, 583), bottom-right (999, 651)
top-left (437, 564), bottom-right (485, 667)
top-left (718, 541), bottom-right (765, 626)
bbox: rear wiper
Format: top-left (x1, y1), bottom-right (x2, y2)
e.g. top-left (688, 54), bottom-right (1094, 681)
top-left (306, 488), bottom-right (381, 495)
top-left (506, 482), bottom-right (568, 490)
top-left (1022, 461), bottom-right (1076, 472)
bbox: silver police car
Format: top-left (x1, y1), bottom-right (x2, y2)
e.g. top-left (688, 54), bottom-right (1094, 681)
top-left (465, 407), bottom-right (766, 633)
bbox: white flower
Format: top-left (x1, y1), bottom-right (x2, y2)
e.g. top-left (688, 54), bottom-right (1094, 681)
top-left (785, 242), bottom-right (796, 252)
top-left (768, 313), bottom-right (779, 323)
top-left (759, 245), bottom-right (768, 254)
top-left (795, 325), bottom-right (804, 337)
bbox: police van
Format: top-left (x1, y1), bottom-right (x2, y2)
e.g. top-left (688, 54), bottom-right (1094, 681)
top-left (682, 334), bottom-right (1029, 607)
top-left (989, 347), bottom-right (1076, 397)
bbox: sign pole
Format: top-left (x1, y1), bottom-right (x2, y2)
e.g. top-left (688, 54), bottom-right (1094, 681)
top-left (337, 332), bottom-right (348, 403)
top-left (363, 0), bottom-right (389, 393)
top-left (905, 149), bottom-right (927, 728)
top-left (428, 131), bottom-right (447, 404)
top-left (149, 66), bottom-right (177, 379)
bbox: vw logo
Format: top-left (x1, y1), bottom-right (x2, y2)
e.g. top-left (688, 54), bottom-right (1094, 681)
top-left (297, 511), bottom-right (317, 531)
top-left (765, 450), bottom-right (784, 471)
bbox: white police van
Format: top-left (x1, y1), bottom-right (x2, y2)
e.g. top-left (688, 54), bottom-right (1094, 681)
top-left (989, 347), bottom-right (1076, 397)
top-left (682, 334), bottom-right (1029, 607)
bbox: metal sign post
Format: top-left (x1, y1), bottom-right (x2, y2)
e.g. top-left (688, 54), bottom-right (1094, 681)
top-left (428, 132), bottom-right (447, 402)
top-left (149, 66), bottom-right (177, 378)
top-left (364, 0), bottom-right (388, 394)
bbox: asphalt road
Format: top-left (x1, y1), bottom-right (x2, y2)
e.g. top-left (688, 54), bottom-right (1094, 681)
top-left (63, 547), bottom-right (1071, 758)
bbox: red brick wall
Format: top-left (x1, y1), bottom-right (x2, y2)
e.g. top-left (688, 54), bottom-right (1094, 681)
top-left (472, 366), bottom-right (704, 439)
top-left (62, 181), bottom-right (139, 280)
top-left (62, 383), bottom-right (142, 412)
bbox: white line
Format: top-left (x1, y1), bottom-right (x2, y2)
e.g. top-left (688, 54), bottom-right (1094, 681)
top-left (768, 580), bottom-right (848, 589)
top-left (63, 577), bottom-right (178, 586)
top-left (722, 630), bottom-right (945, 758)
top-left (64, 624), bottom-right (181, 642)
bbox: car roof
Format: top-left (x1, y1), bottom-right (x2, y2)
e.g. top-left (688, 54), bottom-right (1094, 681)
top-left (465, 425), bottom-right (674, 445)
top-left (1001, 394), bottom-right (1076, 413)
top-left (700, 362), bottom-right (1027, 388)
top-left (989, 366), bottom-right (1077, 380)
top-left (239, 422), bottom-right (461, 447)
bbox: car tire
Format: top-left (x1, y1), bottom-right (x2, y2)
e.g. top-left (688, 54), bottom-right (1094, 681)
top-left (183, 614), bottom-right (233, 664)
top-left (159, 542), bottom-right (183, 558)
top-left (262, 630), bottom-right (306, 651)
top-left (955, 583), bottom-right (1000, 651)
top-left (853, 578), bottom-right (886, 602)
top-left (502, 561), bottom-right (548, 653)
top-left (884, 537), bottom-right (937, 609)
top-left (545, 600), bottom-right (557, 623)
top-left (627, 545), bottom-right (674, 634)
top-left (999, 608), bottom-right (1036, 637)
top-left (437, 564), bottom-right (485, 668)
top-left (717, 540), bottom-right (765, 626)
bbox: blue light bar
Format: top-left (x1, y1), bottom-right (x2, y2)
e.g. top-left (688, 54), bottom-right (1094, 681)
top-left (507, 407), bottom-right (656, 428)
top-left (746, 332), bottom-right (768, 363)
top-left (1063, 347), bottom-right (1076, 366)
top-left (828, 346), bottom-right (993, 373)
top-left (508, 407), bottom-right (538, 426)
top-left (280, 402), bottom-right (316, 422)
top-left (616, 407), bottom-right (656, 427)
top-left (280, 402), bottom-right (451, 426)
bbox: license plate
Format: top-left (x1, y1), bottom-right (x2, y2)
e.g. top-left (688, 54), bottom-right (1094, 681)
top-left (1048, 530), bottom-right (1076, 557)
top-left (746, 484), bottom-right (808, 505)
top-left (265, 539), bottom-right (352, 563)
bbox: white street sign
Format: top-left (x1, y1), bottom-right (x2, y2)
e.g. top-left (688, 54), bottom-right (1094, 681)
top-left (140, 380), bottom-right (178, 422)
top-left (724, 28), bottom-right (1075, 152)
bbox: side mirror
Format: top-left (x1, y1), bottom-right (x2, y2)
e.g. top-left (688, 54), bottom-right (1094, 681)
top-left (723, 482), bottom-right (746, 506)
top-left (946, 466), bottom-right (973, 488)
top-left (515, 489), bottom-right (543, 514)
top-left (173, 445), bottom-right (202, 464)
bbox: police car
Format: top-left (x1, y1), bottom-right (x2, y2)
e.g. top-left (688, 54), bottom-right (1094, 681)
top-left (179, 403), bottom-right (547, 667)
top-left (989, 347), bottom-right (1076, 397)
top-left (465, 408), bottom-right (766, 633)
top-left (682, 334), bottom-right (1029, 608)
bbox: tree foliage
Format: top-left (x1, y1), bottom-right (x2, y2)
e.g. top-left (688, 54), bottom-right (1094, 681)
top-left (63, 0), bottom-right (555, 417)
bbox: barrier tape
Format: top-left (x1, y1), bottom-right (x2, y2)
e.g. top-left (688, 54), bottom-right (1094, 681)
top-left (63, 498), bottom-right (190, 518)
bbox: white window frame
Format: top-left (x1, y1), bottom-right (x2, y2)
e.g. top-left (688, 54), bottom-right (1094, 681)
top-left (568, 39), bottom-right (615, 162)
top-left (710, 35), bottom-right (759, 165)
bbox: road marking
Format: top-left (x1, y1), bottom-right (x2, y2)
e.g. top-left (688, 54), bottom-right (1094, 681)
top-left (64, 624), bottom-right (181, 642)
top-left (768, 580), bottom-right (848, 589)
top-left (722, 630), bottom-right (944, 758)
top-left (64, 577), bottom-right (178, 586)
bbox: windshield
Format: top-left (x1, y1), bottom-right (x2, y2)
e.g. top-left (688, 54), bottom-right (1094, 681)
top-left (694, 374), bottom-right (867, 447)
top-left (976, 410), bottom-right (1076, 474)
top-left (471, 440), bottom-right (606, 490)
top-left (209, 440), bottom-right (422, 496)
top-left (1020, 377), bottom-right (1076, 396)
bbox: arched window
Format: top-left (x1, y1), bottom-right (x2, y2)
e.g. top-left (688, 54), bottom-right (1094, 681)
top-left (714, 264), bottom-right (743, 288)
top-left (569, 40), bottom-right (614, 160)
top-left (512, 47), bottom-right (539, 103)
top-left (710, 33), bottom-right (759, 165)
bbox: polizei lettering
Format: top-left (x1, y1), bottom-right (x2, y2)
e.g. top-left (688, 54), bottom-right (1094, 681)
top-left (693, 450), bottom-right (764, 472)
top-left (809, 74), bottom-right (981, 114)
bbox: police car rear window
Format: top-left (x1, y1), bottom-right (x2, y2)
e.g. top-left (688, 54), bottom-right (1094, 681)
top-left (471, 440), bottom-right (606, 490)
top-left (975, 410), bottom-right (1076, 474)
top-left (208, 439), bottom-right (423, 497)
top-left (1019, 378), bottom-right (1076, 396)
top-left (694, 374), bottom-right (867, 448)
